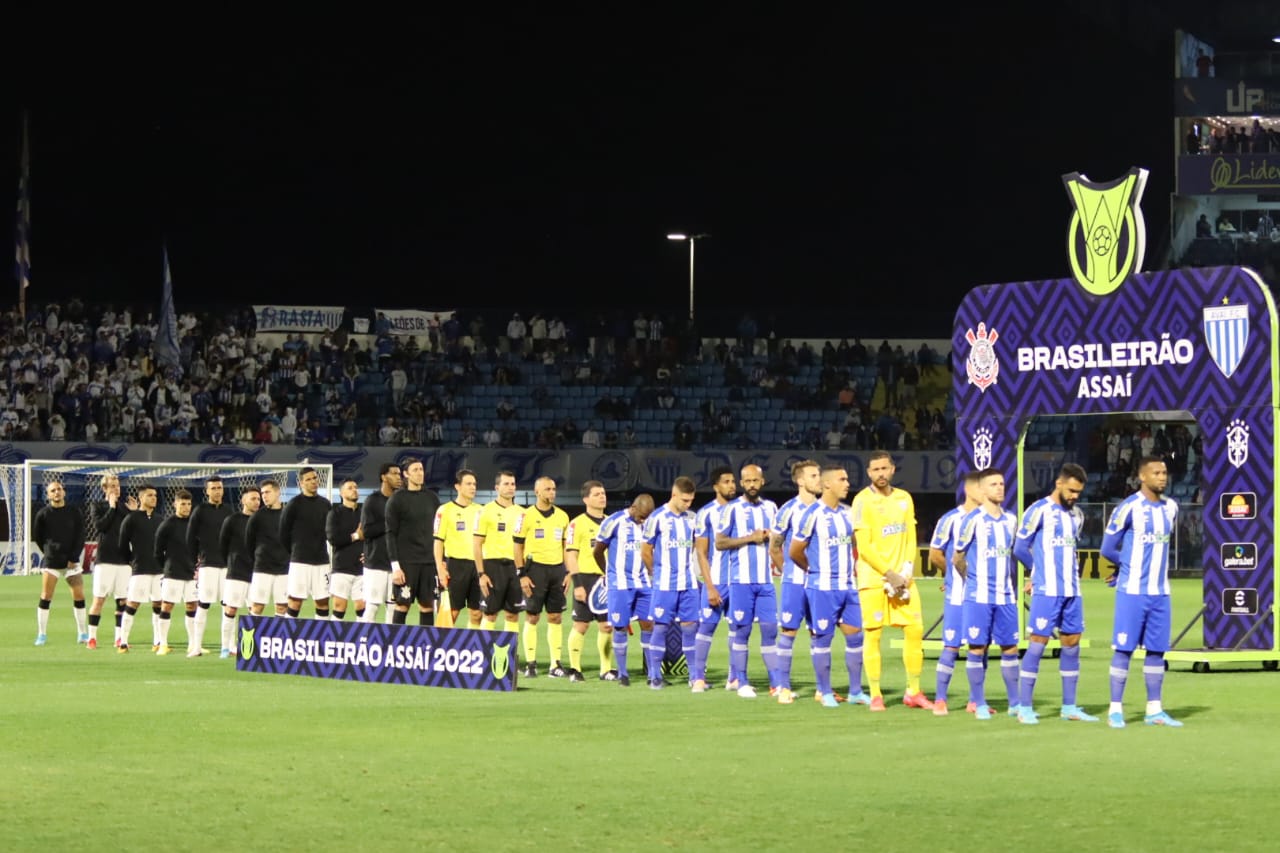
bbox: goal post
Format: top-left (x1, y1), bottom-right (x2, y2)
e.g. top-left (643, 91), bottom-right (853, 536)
top-left (7, 460), bottom-right (334, 576)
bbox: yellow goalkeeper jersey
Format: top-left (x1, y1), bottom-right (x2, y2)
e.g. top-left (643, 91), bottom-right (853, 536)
top-left (851, 486), bottom-right (917, 590)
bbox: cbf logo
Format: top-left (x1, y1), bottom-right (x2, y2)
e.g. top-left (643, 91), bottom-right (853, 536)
top-left (1204, 301), bottom-right (1249, 378)
top-left (964, 323), bottom-right (999, 391)
top-left (1063, 167), bottom-right (1148, 296)
top-left (972, 427), bottom-right (993, 470)
top-left (1226, 418), bottom-right (1250, 469)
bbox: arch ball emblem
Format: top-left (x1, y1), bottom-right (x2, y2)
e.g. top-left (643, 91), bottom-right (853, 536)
top-left (1063, 168), bottom-right (1148, 296)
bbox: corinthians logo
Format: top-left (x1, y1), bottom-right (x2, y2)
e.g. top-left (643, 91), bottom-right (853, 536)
top-left (1063, 167), bottom-right (1148, 296)
top-left (964, 323), bottom-right (999, 391)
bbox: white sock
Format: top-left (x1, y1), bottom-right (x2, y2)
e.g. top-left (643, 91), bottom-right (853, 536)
top-left (184, 614), bottom-right (196, 649)
top-left (221, 612), bottom-right (235, 652)
top-left (88, 622), bottom-right (99, 641)
top-left (384, 604), bottom-right (395, 624)
top-left (194, 607), bottom-right (209, 649)
top-left (73, 607), bottom-right (87, 636)
top-left (157, 617), bottom-right (171, 647)
top-left (152, 612), bottom-right (161, 644)
top-left (36, 607), bottom-right (49, 635)
top-left (1146, 700), bottom-right (1162, 716)
top-left (1109, 701), bottom-right (1123, 715)
top-left (120, 612), bottom-right (135, 646)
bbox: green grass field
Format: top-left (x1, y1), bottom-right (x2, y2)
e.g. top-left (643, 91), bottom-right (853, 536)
top-left (4, 574), bottom-right (1279, 852)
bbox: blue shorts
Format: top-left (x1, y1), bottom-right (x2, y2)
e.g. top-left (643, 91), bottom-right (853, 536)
top-left (608, 586), bottom-right (653, 630)
top-left (699, 583), bottom-right (731, 624)
top-left (1112, 592), bottom-right (1172, 653)
top-left (650, 588), bottom-right (700, 625)
top-left (941, 602), bottom-right (965, 648)
top-left (805, 587), bottom-right (860, 639)
top-left (729, 582), bottom-right (778, 627)
top-left (962, 600), bottom-right (1018, 648)
top-left (1028, 594), bottom-right (1084, 637)
top-left (778, 583), bottom-right (809, 631)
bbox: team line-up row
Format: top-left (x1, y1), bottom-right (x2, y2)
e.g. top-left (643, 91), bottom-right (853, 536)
top-left (28, 452), bottom-right (1183, 726)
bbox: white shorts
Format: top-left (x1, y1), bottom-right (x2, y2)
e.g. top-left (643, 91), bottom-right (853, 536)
top-left (197, 566), bottom-right (228, 605)
top-left (127, 574), bottom-right (165, 604)
top-left (161, 578), bottom-right (198, 605)
top-left (43, 565), bottom-right (84, 579)
top-left (329, 572), bottom-right (364, 602)
top-left (362, 568), bottom-right (392, 605)
top-left (250, 573), bottom-right (289, 607)
top-left (92, 562), bottom-right (131, 599)
top-left (223, 578), bottom-right (251, 610)
top-left (287, 562), bottom-right (330, 601)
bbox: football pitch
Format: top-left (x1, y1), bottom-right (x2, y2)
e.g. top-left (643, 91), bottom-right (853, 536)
top-left (3, 575), bottom-right (1279, 852)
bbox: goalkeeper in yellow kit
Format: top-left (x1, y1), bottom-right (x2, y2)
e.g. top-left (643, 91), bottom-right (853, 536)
top-left (852, 450), bottom-right (933, 712)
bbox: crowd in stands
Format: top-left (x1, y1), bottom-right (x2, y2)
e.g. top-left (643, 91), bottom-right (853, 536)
top-left (1185, 120), bottom-right (1280, 155)
top-left (0, 302), bottom-right (953, 452)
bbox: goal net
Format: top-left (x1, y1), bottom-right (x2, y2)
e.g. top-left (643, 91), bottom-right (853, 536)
top-left (2, 460), bottom-right (334, 576)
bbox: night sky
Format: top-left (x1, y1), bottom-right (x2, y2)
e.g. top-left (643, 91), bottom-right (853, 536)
top-left (6, 6), bottom-right (1273, 336)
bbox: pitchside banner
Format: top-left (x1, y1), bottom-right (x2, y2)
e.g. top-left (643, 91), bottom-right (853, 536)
top-left (1177, 153), bottom-right (1280, 195)
top-left (236, 615), bottom-right (518, 691)
top-left (953, 167), bottom-right (1277, 651)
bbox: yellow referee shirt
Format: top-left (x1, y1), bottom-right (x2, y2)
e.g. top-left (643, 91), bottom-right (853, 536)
top-left (513, 504), bottom-right (570, 565)
top-left (474, 500), bottom-right (524, 560)
top-left (565, 512), bottom-right (605, 575)
top-left (851, 486), bottom-right (917, 590)
top-left (434, 500), bottom-right (479, 560)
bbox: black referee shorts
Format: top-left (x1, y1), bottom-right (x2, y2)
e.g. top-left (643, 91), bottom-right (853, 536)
top-left (481, 559), bottom-right (522, 616)
top-left (522, 561), bottom-right (567, 616)
top-left (445, 559), bottom-right (483, 611)
top-left (572, 573), bottom-right (609, 624)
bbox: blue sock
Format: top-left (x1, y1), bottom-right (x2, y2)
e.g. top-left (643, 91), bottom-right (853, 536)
top-left (1109, 650), bottom-right (1132, 703)
top-left (811, 634), bottom-right (833, 695)
top-left (759, 623), bottom-right (779, 689)
top-left (613, 631), bottom-right (629, 679)
top-left (1060, 644), bottom-right (1081, 706)
top-left (776, 632), bottom-right (795, 689)
top-left (1001, 652), bottom-right (1019, 706)
top-left (640, 630), bottom-right (653, 678)
top-left (692, 627), bottom-right (715, 682)
top-left (731, 623), bottom-right (751, 684)
top-left (845, 630), bottom-right (864, 695)
top-left (1144, 652), bottom-right (1165, 703)
top-left (967, 651), bottom-right (987, 705)
top-left (1019, 641), bottom-right (1046, 709)
top-left (649, 624), bottom-right (668, 682)
top-left (681, 623), bottom-right (698, 678)
top-left (936, 647), bottom-right (958, 703)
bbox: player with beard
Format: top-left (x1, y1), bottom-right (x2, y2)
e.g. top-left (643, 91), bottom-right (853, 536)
top-left (218, 487), bottom-right (260, 657)
top-left (1012, 463), bottom-right (1096, 724)
top-left (187, 476), bottom-right (232, 654)
top-left (86, 474), bottom-right (137, 649)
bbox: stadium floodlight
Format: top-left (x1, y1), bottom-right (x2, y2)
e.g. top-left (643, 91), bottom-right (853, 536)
top-left (1, 460), bottom-right (334, 576)
top-left (666, 232), bottom-right (710, 323)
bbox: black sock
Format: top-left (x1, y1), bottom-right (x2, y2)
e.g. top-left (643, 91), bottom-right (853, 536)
top-left (89, 613), bottom-right (101, 626)
top-left (392, 609), bottom-right (407, 625)
top-left (355, 608), bottom-right (365, 618)
top-left (315, 607), bottom-right (329, 619)
top-left (286, 607), bottom-right (301, 618)
top-left (418, 610), bottom-right (433, 626)
top-left (332, 609), bottom-right (345, 620)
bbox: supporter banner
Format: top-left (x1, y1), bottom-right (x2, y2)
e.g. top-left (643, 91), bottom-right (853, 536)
top-left (375, 308), bottom-right (455, 336)
top-left (0, 441), bottom-right (1071, 495)
top-left (254, 305), bottom-right (346, 332)
top-left (236, 615), bottom-right (517, 691)
top-left (1178, 154), bottom-right (1280, 195)
top-left (1174, 79), bottom-right (1280, 116)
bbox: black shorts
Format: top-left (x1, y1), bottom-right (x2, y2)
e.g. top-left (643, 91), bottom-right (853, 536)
top-left (445, 559), bottom-right (483, 611)
top-left (523, 561), bottom-right (567, 615)
top-left (572, 574), bottom-right (608, 624)
top-left (392, 561), bottom-right (438, 609)
top-left (481, 559), bottom-right (522, 616)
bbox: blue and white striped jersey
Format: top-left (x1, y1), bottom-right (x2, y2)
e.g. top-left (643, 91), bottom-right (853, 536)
top-left (695, 500), bottom-right (731, 587)
top-left (1101, 493), bottom-right (1177, 595)
top-left (795, 501), bottom-right (856, 592)
top-left (956, 507), bottom-right (1018, 605)
top-left (930, 505), bottom-right (966, 607)
top-left (772, 495), bottom-right (816, 586)
top-left (644, 504), bottom-right (699, 591)
top-left (1015, 497), bottom-right (1084, 597)
top-left (716, 495), bottom-right (778, 584)
top-left (596, 509), bottom-right (650, 590)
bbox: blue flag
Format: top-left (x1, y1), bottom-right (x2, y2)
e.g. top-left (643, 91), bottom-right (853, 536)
top-left (156, 246), bottom-right (180, 369)
top-left (15, 112), bottom-right (31, 301)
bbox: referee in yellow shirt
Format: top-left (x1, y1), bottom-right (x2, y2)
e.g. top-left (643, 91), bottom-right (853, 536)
top-left (565, 480), bottom-right (614, 682)
top-left (852, 450), bottom-right (932, 712)
top-left (433, 468), bottom-right (482, 628)
top-left (473, 470), bottom-right (525, 634)
top-left (513, 476), bottom-right (571, 677)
